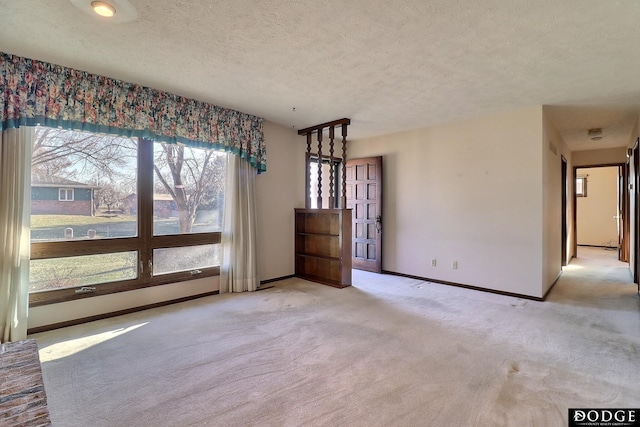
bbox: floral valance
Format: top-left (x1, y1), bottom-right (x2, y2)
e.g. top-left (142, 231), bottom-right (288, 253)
top-left (0, 52), bottom-right (266, 172)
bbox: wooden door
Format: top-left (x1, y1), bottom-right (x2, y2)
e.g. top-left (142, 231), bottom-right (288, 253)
top-left (634, 143), bottom-right (640, 283)
top-left (561, 156), bottom-right (568, 266)
top-left (345, 156), bottom-right (382, 273)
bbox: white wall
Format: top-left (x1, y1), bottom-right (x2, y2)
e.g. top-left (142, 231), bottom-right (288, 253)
top-left (256, 121), bottom-right (306, 280)
top-left (542, 109), bottom-right (572, 296)
top-left (28, 121), bottom-right (303, 330)
top-left (576, 167), bottom-right (619, 247)
top-left (349, 106), bottom-right (545, 298)
top-left (28, 277), bottom-right (219, 328)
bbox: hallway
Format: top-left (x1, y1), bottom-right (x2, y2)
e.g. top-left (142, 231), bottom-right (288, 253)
top-left (548, 246), bottom-right (639, 337)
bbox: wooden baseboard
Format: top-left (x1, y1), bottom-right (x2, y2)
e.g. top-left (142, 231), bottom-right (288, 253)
top-left (260, 275), bottom-right (295, 285)
top-left (28, 269), bottom-right (554, 334)
top-left (381, 270), bottom-right (545, 302)
top-left (577, 244), bottom-right (618, 249)
top-left (27, 291), bottom-right (219, 335)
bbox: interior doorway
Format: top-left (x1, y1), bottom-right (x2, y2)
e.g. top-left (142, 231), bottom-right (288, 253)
top-left (574, 164), bottom-right (627, 264)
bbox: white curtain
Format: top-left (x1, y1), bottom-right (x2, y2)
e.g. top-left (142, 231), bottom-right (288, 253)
top-left (0, 127), bottom-right (33, 343)
top-left (220, 153), bottom-right (259, 293)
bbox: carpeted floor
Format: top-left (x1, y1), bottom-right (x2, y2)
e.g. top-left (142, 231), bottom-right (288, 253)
top-left (31, 247), bottom-right (640, 426)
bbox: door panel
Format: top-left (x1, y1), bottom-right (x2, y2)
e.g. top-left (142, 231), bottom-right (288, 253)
top-left (346, 156), bottom-right (382, 273)
top-left (618, 165), bottom-right (624, 261)
top-left (561, 156), bottom-right (567, 266)
top-left (635, 143), bottom-right (640, 283)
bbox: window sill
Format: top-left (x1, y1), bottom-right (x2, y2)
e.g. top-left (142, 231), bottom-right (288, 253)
top-left (29, 267), bottom-right (220, 307)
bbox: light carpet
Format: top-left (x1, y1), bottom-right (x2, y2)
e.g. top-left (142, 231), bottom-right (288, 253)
top-left (30, 247), bottom-right (640, 426)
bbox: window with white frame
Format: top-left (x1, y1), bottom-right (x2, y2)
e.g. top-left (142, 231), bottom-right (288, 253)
top-left (58, 188), bottom-right (74, 201)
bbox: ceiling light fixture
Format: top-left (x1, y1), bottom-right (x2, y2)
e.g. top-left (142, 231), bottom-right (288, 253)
top-left (71, 0), bottom-right (136, 22)
top-left (587, 128), bottom-right (603, 141)
top-left (91, 1), bottom-right (116, 17)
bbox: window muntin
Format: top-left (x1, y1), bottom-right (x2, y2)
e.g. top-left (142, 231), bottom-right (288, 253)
top-left (29, 129), bottom-right (223, 306)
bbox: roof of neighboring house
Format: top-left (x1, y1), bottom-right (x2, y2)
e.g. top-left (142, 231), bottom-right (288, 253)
top-left (153, 194), bottom-right (174, 201)
top-left (31, 174), bottom-right (97, 189)
top-left (125, 193), bottom-right (175, 201)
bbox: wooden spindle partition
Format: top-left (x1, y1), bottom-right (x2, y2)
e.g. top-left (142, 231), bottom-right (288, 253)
top-left (296, 118), bottom-right (352, 288)
top-left (341, 123), bottom-right (348, 208)
top-left (328, 126), bottom-right (335, 208)
top-left (306, 133), bottom-right (312, 209)
top-left (298, 118), bottom-right (351, 209)
top-left (316, 129), bottom-right (323, 208)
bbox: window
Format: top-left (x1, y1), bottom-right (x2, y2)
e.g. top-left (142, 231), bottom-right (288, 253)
top-left (30, 252), bottom-right (138, 292)
top-left (58, 188), bottom-right (74, 201)
top-left (29, 127), bottom-right (225, 306)
top-left (577, 176), bottom-right (588, 197)
top-left (307, 155), bottom-right (342, 209)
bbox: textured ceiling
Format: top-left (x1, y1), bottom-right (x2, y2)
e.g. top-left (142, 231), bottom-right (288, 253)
top-left (1, 0), bottom-right (640, 149)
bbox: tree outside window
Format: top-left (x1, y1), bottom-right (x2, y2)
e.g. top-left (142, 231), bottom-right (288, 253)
top-left (29, 126), bottom-right (225, 305)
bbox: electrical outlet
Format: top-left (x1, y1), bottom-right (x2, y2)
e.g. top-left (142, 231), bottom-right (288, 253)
top-left (431, 259), bottom-right (437, 267)
top-left (451, 261), bottom-right (458, 269)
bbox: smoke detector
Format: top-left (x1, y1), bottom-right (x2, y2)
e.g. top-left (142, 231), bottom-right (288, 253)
top-left (587, 128), bottom-right (603, 141)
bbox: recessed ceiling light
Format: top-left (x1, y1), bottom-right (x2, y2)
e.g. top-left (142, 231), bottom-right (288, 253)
top-left (91, 1), bottom-right (116, 17)
top-left (70, 0), bottom-right (137, 23)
